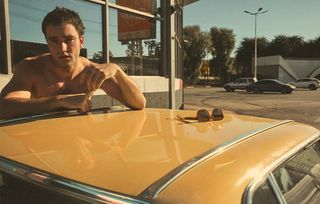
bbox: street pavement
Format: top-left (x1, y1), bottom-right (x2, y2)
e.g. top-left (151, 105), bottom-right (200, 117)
top-left (183, 87), bottom-right (320, 129)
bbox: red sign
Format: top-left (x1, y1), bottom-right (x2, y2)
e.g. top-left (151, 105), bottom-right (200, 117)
top-left (117, 0), bottom-right (156, 41)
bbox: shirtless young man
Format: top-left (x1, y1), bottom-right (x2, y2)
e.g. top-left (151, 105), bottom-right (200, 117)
top-left (0, 7), bottom-right (146, 120)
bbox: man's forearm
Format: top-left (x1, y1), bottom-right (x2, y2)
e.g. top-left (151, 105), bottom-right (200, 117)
top-left (114, 69), bottom-right (146, 110)
top-left (0, 94), bottom-right (89, 120)
top-left (0, 96), bottom-right (64, 120)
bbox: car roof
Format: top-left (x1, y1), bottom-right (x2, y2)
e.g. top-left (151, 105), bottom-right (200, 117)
top-left (257, 79), bottom-right (285, 83)
top-left (237, 78), bottom-right (255, 80)
top-left (297, 78), bottom-right (319, 81)
top-left (259, 79), bottom-right (277, 82)
top-left (0, 108), bottom-right (319, 203)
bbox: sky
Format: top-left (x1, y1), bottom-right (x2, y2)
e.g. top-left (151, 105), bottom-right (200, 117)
top-left (9, 0), bottom-right (320, 58)
top-left (183, 0), bottom-right (320, 52)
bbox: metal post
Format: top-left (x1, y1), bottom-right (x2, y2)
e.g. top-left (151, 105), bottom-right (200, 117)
top-left (102, 0), bottom-right (109, 63)
top-left (254, 14), bottom-right (257, 79)
top-left (244, 8), bottom-right (268, 80)
top-left (0, 0), bottom-right (12, 74)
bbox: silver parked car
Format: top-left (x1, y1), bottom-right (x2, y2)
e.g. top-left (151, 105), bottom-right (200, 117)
top-left (290, 78), bottom-right (320, 90)
top-left (224, 78), bottom-right (257, 92)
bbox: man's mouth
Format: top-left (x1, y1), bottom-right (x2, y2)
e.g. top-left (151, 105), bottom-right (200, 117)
top-left (59, 55), bottom-right (71, 59)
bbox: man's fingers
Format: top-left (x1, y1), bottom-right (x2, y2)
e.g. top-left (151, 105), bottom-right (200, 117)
top-left (85, 91), bottom-right (94, 100)
top-left (79, 94), bottom-right (92, 113)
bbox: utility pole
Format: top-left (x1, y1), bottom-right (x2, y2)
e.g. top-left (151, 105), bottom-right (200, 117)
top-left (244, 8), bottom-right (268, 80)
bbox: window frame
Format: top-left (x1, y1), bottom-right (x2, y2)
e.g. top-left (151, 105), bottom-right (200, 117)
top-left (243, 136), bottom-right (320, 204)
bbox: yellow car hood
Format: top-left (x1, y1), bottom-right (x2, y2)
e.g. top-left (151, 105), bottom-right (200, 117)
top-left (0, 108), bottom-right (279, 196)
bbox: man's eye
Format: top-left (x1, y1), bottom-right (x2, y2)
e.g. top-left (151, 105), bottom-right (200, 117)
top-left (65, 38), bottom-right (74, 43)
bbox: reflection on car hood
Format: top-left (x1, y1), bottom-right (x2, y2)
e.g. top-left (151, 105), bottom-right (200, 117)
top-left (0, 108), bottom-right (305, 196)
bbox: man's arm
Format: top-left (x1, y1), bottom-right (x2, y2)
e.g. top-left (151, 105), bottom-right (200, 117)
top-left (0, 94), bottom-right (91, 120)
top-left (0, 60), bottom-right (91, 120)
top-left (80, 63), bottom-right (146, 110)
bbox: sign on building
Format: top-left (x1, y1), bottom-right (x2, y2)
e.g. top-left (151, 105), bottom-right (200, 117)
top-left (117, 0), bottom-right (156, 42)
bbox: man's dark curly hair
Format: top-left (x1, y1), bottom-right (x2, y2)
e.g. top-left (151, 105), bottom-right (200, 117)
top-left (42, 7), bottom-right (85, 37)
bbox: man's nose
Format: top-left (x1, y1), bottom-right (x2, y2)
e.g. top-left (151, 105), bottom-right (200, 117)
top-left (58, 42), bottom-right (68, 52)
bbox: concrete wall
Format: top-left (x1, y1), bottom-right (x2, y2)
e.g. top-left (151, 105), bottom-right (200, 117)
top-left (0, 74), bottom-right (183, 109)
top-left (279, 68), bottom-right (295, 83)
top-left (258, 55), bottom-right (281, 66)
top-left (0, 74), bottom-right (12, 91)
top-left (286, 59), bottom-right (320, 78)
top-left (258, 65), bottom-right (279, 79)
top-left (257, 55), bottom-right (320, 83)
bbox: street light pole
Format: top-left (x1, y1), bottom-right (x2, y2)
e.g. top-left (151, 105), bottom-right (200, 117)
top-left (244, 8), bottom-right (268, 80)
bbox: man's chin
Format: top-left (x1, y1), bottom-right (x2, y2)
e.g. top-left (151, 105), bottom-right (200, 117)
top-left (55, 59), bottom-right (74, 69)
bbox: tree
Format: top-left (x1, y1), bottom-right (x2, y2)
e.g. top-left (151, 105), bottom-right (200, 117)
top-left (235, 37), bottom-right (269, 76)
top-left (265, 35), bottom-right (304, 57)
top-left (144, 40), bottom-right (160, 57)
top-left (125, 40), bottom-right (143, 57)
top-left (209, 27), bottom-right (235, 83)
top-left (303, 36), bottom-right (320, 58)
top-left (183, 26), bottom-right (210, 84)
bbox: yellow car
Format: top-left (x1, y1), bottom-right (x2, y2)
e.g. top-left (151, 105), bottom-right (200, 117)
top-left (0, 108), bottom-right (319, 204)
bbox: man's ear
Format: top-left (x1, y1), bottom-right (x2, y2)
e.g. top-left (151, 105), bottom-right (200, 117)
top-left (80, 35), bottom-right (84, 48)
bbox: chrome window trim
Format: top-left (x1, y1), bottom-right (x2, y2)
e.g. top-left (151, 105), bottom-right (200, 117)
top-left (243, 134), bottom-right (320, 204)
top-left (139, 120), bottom-right (294, 200)
top-left (0, 157), bottom-right (149, 204)
top-left (268, 173), bottom-right (286, 204)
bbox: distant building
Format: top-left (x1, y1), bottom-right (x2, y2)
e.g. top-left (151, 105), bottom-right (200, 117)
top-left (257, 55), bottom-right (320, 82)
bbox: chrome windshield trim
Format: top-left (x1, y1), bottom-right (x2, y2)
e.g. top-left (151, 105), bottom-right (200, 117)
top-left (0, 157), bottom-right (149, 204)
top-left (0, 106), bottom-right (129, 126)
top-left (139, 120), bottom-right (294, 200)
top-left (0, 110), bottom-right (81, 126)
top-left (242, 134), bottom-right (319, 204)
top-left (267, 174), bottom-right (286, 204)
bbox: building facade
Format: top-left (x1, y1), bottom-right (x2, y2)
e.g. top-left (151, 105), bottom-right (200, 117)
top-left (0, 0), bottom-right (193, 109)
top-left (257, 55), bottom-right (320, 83)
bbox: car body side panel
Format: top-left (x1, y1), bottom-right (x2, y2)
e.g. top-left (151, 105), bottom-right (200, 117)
top-left (154, 122), bottom-right (319, 204)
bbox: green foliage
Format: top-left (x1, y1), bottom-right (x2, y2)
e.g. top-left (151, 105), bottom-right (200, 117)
top-left (265, 35), bottom-right (304, 57)
top-left (235, 37), bottom-right (268, 76)
top-left (209, 27), bottom-right (236, 83)
top-left (301, 36), bottom-right (320, 58)
top-left (183, 26), bottom-right (210, 84)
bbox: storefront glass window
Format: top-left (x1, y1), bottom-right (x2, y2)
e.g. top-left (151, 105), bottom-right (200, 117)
top-left (8, 0), bottom-right (102, 68)
top-left (109, 7), bottom-right (161, 76)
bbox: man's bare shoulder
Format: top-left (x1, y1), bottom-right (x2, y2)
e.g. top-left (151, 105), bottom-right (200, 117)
top-left (17, 53), bottom-right (51, 72)
top-left (79, 56), bottom-right (93, 66)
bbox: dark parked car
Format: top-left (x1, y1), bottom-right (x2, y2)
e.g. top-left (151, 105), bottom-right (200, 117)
top-left (246, 79), bottom-right (296, 94)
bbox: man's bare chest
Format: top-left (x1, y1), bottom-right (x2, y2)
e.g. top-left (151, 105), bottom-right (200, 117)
top-left (32, 76), bottom-right (88, 98)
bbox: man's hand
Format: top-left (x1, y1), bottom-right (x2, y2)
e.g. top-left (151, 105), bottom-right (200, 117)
top-left (79, 63), bottom-right (117, 92)
top-left (59, 93), bottom-right (93, 113)
top-left (78, 62), bottom-right (146, 110)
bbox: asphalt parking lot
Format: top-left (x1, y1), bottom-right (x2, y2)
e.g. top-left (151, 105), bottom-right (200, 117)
top-left (183, 87), bottom-right (320, 129)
